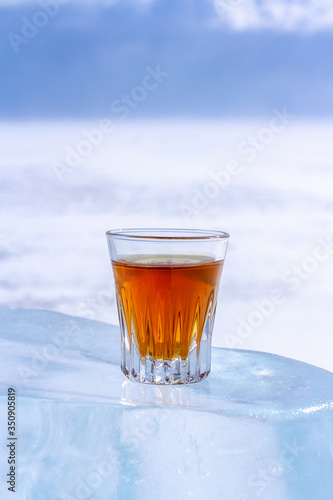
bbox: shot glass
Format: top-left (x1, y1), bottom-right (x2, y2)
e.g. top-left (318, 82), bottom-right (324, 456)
top-left (106, 228), bottom-right (229, 384)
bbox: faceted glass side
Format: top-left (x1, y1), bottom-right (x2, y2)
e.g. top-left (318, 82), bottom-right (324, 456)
top-left (117, 286), bottom-right (217, 384)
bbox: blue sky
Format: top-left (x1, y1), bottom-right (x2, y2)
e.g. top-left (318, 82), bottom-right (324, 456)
top-left (1, 0), bottom-right (332, 118)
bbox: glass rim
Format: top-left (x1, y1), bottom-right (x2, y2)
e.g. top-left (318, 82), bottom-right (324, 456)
top-left (106, 228), bottom-right (230, 241)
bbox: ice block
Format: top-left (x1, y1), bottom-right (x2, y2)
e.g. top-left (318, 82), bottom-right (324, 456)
top-left (0, 307), bottom-right (332, 500)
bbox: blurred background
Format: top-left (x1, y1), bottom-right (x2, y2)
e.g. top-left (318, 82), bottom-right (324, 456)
top-left (0, 0), bottom-right (332, 370)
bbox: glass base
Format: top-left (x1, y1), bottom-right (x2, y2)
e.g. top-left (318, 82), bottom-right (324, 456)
top-left (121, 335), bottom-right (212, 384)
top-left (122, 357), bottom-right (210, 384)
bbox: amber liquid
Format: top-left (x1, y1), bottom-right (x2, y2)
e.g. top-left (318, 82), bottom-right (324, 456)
top-left (112, 255), bottom-right (223, 360)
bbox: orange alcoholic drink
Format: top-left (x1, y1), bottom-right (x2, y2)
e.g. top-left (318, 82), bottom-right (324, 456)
top-left (112, 255), bottom-right (224, 361)
top-left (106, 228), bottom-right (229, 384)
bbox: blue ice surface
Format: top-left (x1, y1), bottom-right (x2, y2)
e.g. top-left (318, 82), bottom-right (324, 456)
top-left (0, 306), bottom-right (332, 500)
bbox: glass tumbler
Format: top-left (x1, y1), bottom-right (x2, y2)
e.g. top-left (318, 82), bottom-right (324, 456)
top-left (106, 228), bottom-right (229, 384)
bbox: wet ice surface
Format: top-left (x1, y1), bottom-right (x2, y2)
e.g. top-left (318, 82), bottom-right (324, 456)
top-left (0, 307), bottom-right (333, 500)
